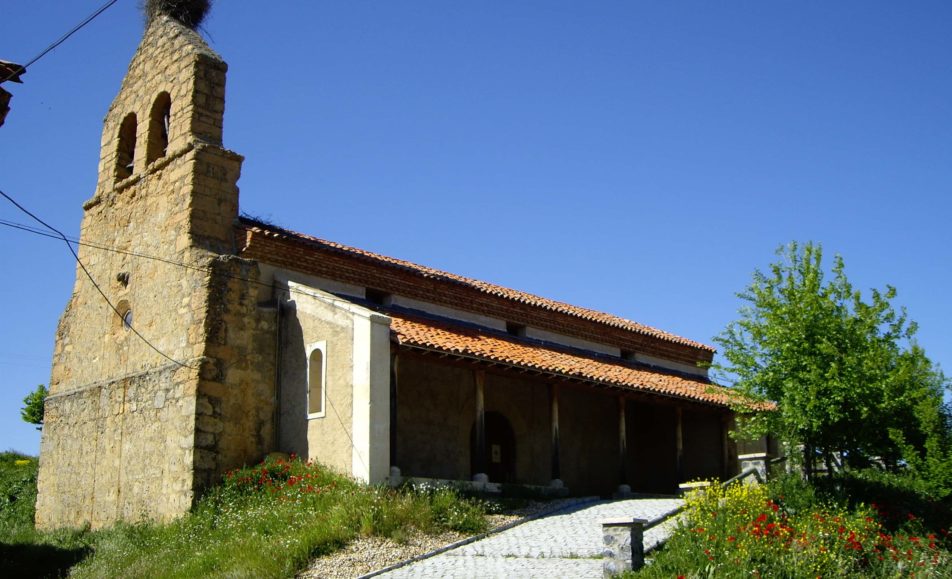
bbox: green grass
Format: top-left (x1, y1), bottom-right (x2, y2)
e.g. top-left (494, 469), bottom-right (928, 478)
top-left (0, 451), bottom-right (93, 577)
top-left (0, 452), bottom-right (489, 578)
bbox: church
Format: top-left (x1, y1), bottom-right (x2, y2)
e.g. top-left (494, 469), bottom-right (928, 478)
top-left (35, 10), bottom-right (745, 530)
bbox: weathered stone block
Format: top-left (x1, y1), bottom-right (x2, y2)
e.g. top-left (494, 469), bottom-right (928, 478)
top-left (196, 415), bottom-right (224, 434)
top-left (601, 518), bottom-right (646, 577)
top-left (196, 397), bottom-right (214, 415)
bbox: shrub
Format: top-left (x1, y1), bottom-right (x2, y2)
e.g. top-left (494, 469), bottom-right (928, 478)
top-left (0, 451), bottom-right (38, 537)
top-left (634, 479), bottom-right (952, 578)
top-left (0, 452), bottom-right (92, 577)
top-left (815, 468), bottom-right (952, 533)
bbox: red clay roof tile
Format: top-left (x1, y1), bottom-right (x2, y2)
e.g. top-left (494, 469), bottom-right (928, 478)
top-left (389, 311), bottom-right (739, 408)
top-left (238, 219), bottom-right (715, 353)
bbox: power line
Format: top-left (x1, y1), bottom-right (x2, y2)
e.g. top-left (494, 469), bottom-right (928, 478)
top-left (0, 188), bottom-right (198, 370)
top-left (0, 210), bottom-right (324, 372)
top-left (0, 218), bottom-right (216, 276)
top-left (1, 0), bottom-right (122, 84)
top-left (0, 208), bottom-right (353, 377)
top-left (0, 216), bottom-right (304, 303)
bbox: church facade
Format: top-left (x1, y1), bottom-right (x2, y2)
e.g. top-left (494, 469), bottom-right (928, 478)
top-left (36, 14), bottom-right (741, 530)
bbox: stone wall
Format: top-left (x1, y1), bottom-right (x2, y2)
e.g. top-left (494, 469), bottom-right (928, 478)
top-left (36, 364), bottom-right (197, 528)
top-left (194, 256), bottom-right (276, 490)
top-left (37, 15), bottom-right (274, 529)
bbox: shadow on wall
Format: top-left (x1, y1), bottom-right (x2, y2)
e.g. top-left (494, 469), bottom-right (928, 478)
top-left (469, 411), bottom-right (517, 484)
top-left (0, 542), bottom-right (90, 578)
top-left (278, 301), bottom-right (309, 460)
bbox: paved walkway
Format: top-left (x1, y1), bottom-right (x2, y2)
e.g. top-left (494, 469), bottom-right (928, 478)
top-left (372, 497), bottom-right (683, 579)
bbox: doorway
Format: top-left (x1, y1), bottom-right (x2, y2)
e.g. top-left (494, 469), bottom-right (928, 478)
top-left (470, 411), bottom-right (516, 483)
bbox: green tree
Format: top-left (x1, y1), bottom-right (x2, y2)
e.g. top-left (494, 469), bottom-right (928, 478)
top-left (21, 384), bottom-right (47, 430)
top-left (715, 242), bottom-right (950, 478)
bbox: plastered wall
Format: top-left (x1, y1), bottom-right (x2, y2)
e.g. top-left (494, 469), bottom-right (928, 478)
top-left (277, 280), bottom-right (390, 483)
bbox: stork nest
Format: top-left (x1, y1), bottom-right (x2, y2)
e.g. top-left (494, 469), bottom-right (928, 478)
top-left (144, 0), bottom-right (212, 29)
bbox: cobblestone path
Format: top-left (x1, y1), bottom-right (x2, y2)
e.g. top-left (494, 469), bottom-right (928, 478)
top-left (371, 497), bottom-right (683, 579)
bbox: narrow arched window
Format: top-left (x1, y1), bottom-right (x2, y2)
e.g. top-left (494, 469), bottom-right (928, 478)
top-left (147, 92), bottom-right (171, 163)
top-left (307, 342), bottom-right (326, 418)
top-left (115, 300), bottom-right (133, 332)
top-left (115, 113), bottom-right (137, 181)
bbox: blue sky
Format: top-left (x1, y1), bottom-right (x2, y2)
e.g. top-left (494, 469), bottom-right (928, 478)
top-left (2, 1), bottom-right (950, 455)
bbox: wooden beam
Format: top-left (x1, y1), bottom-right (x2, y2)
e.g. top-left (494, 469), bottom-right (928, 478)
top-left (550, 383), bottom-right (561, 481)
top-left (390, 352), bottom-right (399, 467)
top-left (676, 407), bottom-right (684, 482)
top-left (474, 369), bottom-right (487, 477)
top-left (721, 413), bottom-right (730, 479)
top-left (618, 396), bottom-right (628, 485)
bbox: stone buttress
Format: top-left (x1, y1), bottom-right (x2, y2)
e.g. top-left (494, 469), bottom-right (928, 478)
top-left (35, 15), bottom-right (276, 530)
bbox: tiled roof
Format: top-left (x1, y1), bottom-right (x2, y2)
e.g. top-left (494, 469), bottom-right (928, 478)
top-left (238, 218), bottom-right (715, 353)
top-left (389, 311), bottom-right (738, 408)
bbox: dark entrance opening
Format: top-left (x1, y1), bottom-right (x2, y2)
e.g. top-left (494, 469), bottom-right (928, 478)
top-left (470, 412), bottom-right (516, 483)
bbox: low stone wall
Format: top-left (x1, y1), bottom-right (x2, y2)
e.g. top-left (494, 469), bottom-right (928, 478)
top-left (35, 363), bottom-right (198, 530)
top-left (602, 518), bottom-right (647, 576)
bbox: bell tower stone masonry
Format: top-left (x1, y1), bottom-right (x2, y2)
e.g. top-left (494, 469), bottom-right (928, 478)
top-left (35, 14), bottom-right (276, 530)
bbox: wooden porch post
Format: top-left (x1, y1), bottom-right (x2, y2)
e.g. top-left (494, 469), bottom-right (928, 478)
top-left (550, 383), bottom-right (561, 481)
top-left (389, 352), bottom-right (399, 467)
top-left (721, 413), bottom-right (731, 479)
top-left (675, 407), bottom-right (684, 483)
top-left (474, 369), bottom-right (487, 479)
top-left (618, 396), bottom-right (628, 485)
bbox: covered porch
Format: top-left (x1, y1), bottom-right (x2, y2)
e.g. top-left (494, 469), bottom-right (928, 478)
top-left (386, 312), bottom-right (739, 497)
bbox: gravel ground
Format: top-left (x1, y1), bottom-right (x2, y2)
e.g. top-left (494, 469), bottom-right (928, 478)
top-left (299, 531), bottom-right (468, 579)
top-left (298, 499), bottom-right (576, 579)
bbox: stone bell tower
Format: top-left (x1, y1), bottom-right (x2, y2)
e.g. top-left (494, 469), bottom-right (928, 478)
top-left (35, 9), bottom-right (276, 530)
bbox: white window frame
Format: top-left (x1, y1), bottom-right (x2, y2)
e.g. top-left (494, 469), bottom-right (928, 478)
top-left (306, 340), bottom-right (327, 419)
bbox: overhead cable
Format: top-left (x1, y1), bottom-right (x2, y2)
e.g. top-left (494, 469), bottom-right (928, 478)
top-left (1, 0), bottom-right (122, 84)
top-left (0, 188), bottom-right (198, 370)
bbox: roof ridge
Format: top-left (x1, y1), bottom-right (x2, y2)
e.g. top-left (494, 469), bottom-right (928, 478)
top-left (237, 217), bottom-right (715, 352)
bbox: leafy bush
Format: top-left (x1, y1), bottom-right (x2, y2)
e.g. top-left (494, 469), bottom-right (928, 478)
top-left (633, 479), bottom-right (952, 578)
top-left (19, 385), bottom-right (46, 429)
top-left (816, 468), bottom-right (952, 533)
top-left (0, 451), bottom-right (38, 537)
top-left (0, 452), bottom-right (92, 577)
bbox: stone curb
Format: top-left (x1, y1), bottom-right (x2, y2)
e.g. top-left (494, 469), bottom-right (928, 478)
top-left (357, 496), bottom-right (603, 579)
